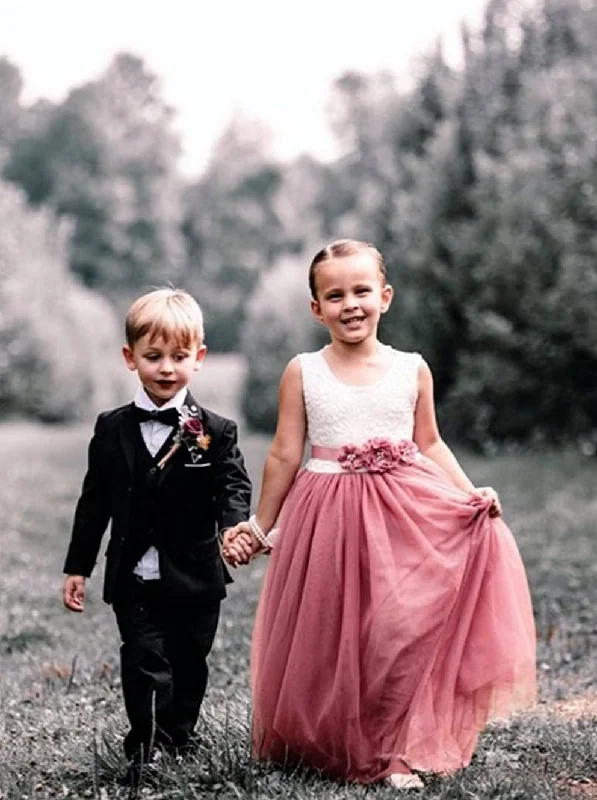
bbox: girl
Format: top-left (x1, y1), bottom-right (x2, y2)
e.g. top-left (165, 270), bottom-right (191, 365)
top-left (223, 239), bottom-right (536, 790)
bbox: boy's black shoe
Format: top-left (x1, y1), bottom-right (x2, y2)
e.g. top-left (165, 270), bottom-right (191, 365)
top-left (117, 760), bottom-right (141, 789)
top-left (118, 748), bottom-right (173, 788)
top-left (169, 732), bottom-right (203, 759)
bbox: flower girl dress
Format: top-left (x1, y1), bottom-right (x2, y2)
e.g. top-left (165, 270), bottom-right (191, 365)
top-left (251, 349), bottom-right (536, 782)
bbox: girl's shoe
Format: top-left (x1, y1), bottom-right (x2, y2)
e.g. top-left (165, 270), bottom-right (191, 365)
top-left (387, 772), bottom-right (424, 790)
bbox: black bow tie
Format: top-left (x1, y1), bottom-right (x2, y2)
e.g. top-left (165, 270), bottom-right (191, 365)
top-left (133, 406), bottom-right (180, 427)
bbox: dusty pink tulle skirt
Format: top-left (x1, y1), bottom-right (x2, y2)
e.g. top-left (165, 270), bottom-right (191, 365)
top-left (251, 456), bottom-right (536, 783)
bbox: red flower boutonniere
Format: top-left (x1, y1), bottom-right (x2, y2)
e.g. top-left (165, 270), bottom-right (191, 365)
top-left (182, 415), bottom-right (212, 451)
top-left (157, 405), bottom-right (210, 469)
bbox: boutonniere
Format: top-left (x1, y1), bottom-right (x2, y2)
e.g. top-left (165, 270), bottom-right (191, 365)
top-left (157, 405), bottom-right (211, 469)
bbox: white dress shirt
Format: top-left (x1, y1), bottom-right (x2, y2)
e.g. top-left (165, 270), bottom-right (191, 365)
top-left (132, 385), bottom-right (187, 580)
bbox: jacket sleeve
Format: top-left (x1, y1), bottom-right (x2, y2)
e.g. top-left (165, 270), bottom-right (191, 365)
top-left (211, 419), bottom-right (252, 532)
top-left (63, 415), bottom-right (112, 576)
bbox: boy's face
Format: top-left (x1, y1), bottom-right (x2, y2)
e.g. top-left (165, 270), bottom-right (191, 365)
top-left (122, 334), bottom-right (206, 407)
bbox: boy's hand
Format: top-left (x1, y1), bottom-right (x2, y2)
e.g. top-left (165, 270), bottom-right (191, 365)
top-left (470, 486), bottom-right (502, 518)
top-left (222, 523), bottom-right (259, 566)
top-left (63, 575), bottom-right (86, 612)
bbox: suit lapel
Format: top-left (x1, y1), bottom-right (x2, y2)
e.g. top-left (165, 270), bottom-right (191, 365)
top-left (155, 392), bottom-right (204, 488)
top-left (183, 390), bottom-right (201, 419)
top-left (119, 403), bottom-right (138, 474)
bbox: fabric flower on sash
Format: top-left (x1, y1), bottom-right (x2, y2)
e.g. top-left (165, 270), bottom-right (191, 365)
top-left (338, 438), bottom-right (418, 473)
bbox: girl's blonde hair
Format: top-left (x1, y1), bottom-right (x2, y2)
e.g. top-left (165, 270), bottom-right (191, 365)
top-left (125, 288), bottom-right (204, 348)
top-left (308, 239), bottom-right (387, 299)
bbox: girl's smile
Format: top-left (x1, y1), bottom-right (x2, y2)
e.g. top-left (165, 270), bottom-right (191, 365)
top-left (341, 314), bottom-right (366, 328)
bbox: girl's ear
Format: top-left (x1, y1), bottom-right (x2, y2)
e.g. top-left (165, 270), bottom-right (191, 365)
top-left (380, 284), bottom-right (394, 314)
top-left (310, 299), bottom-right (324, 323)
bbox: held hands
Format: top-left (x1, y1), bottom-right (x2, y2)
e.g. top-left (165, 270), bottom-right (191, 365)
top-left (470, 486), bottom-right (502, 518)
top-left (221, 522), bottom-right (263, 567)
top-left (63, 575), bottom-right (86, 612)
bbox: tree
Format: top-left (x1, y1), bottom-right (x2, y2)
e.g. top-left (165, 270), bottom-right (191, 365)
top-left (4, 53), bottom-right (185, 299)
top-left (238, 0), bottom-right (597, 449)
top-left (240, 254), bottom-right (325, 431)
top-left (0, 57), bottom-right (24, 153)
top-left (0, 178), bottom-right (127, 421)
top-left (182, 116), bottom-right (286, 350)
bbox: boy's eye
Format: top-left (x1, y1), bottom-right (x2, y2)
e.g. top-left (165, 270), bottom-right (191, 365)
top-left (145, 353), bottom-right (160, 361)
top-left (326, 292), bottom-right (342, 301)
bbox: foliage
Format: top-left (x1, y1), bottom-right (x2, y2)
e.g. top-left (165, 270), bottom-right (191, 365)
top-left (278, 0), bottom-right (597, 449)
top-left (0, 57), bottom-right (24, 153)
top-left (182, 118), bottom-right (338, 352)
top-left (415, 0), bottom-right (597, 447)
top-left (182, 117), bottom-right (288, 351)
top-left (240, 254), bottom-right (325, 431)
top-left (3, 53), bottom-right (185, 298)
top-left (0, 179), bottom-right (128, 421)
top-left (2, 0), bottom-right (597, 444)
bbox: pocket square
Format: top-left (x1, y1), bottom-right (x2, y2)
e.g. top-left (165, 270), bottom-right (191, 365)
top-left (184, 462), bottom-right (211, 468)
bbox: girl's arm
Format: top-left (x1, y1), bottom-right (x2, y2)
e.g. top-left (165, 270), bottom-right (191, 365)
top-left (412, 360), bottom-right (475, 492)
top-left (253, 356), bottom-right (307, 532)
top-left (222, 358), bottom-right (306, 565)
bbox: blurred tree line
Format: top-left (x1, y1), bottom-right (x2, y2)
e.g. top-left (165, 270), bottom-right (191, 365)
top-left (244, 0), bottom-right (597, 450)
top-left (0, 0), bottom-right (596, 449)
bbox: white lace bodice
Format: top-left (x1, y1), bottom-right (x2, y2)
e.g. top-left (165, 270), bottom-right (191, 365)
top-left (300, 348), bottom-right (422, 473)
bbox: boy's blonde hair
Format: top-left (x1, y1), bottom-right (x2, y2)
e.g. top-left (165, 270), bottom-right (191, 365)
top-left (125, 288), bottom-right (204, 348)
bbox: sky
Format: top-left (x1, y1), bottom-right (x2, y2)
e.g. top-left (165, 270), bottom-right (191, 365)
top-left (0, 0), bottom-right (488, 177)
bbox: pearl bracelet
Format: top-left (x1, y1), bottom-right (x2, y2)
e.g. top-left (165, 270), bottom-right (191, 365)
top-left (248, 514), bottom-right (270, 549)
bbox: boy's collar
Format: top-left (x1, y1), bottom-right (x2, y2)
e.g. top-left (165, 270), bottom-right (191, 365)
top-left (134, 385), bottom-right (188, 412)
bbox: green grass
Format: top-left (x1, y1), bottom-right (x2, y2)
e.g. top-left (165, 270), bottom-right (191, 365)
top-left (1, 398), bottom-right (597, 797)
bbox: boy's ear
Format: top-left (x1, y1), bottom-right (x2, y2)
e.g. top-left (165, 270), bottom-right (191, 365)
top-left (310, 299), bottom-right (324, 324)
top-left (122, 345), bottom-right (137, 372)
top-left (194, 344), bottom-right (208, 371)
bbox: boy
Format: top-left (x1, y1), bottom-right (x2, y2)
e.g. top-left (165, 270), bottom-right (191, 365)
top-left (63, 288), bottom-right (251, 781)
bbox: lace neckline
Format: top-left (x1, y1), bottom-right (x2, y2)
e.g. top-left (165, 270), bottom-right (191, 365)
top-left (318, 346), bottom-right (397, 389)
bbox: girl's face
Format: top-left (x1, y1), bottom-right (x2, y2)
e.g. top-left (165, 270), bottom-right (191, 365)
top-left (310, 251), bottom-right (393, 344)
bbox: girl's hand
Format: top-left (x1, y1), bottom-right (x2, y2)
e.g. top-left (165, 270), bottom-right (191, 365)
top-left (470, 486), bottom-right (502, 518)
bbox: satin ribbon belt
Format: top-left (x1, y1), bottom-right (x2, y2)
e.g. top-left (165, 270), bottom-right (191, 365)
top-left (308, 439), bottom-right (419, 474)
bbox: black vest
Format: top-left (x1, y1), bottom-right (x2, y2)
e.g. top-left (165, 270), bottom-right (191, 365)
top-left (120, 424), bottom-right (176, 576)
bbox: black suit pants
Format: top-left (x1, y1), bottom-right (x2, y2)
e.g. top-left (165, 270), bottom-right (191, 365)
top-left (113, 576), bottom-right (220, 760)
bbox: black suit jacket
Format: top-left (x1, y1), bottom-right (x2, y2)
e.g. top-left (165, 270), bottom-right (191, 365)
top-left (63, 392), bottom-right (251, 604)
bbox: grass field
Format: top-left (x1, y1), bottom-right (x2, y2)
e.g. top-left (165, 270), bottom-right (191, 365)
top-left (1, 356), bottom-right (597, 798)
